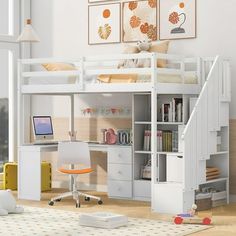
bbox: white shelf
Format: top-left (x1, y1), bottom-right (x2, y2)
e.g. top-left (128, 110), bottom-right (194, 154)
top-left (156, 182), bottom-right (183, 187)
top-left (134, 121), bottom-right (151, 125)
top-left (134, 121), bottom-right (184, 125)
top-left (135, 151), bottom-right (183, 155)
top-left (210, 151), bottom-right (229, 155)
top-left (157, 152), bottom-right (183, 155)
top-left (202, 177), bottom-right (228, 184)
top-left (134, 179), bottom-right (151, 182)
top-left (157, 122), bottom-right (184, 125)
top-left (135, 150), bottom-right (151, 154)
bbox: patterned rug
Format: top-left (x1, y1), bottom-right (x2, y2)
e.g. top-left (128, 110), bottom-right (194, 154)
top-left (0, 207), bottom-right (210, 236)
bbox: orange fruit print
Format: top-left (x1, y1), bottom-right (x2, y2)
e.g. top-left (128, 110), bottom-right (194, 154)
top-left (179, 2), bottom-right (185, 8)
top-left (103, 9), bottom-right (111, 18)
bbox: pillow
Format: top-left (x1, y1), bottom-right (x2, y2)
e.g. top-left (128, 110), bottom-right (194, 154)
top-left (149, 41), bottom-right (170, 68)
top-left (42, 63), bottom-right (76, 71)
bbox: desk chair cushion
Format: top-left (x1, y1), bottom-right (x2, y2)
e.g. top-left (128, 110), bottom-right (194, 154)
top-left (59, 168), bottom-right (93, 175)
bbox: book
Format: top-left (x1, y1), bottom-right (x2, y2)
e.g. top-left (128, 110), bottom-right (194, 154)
top-left (162, 104), bottom-right (170, 122)
top-left (172, 98), bottom-right (183, 122)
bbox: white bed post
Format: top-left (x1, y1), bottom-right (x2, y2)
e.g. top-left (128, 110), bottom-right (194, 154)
top-left (79, 57), bottom-right (84, 90)
top-left (151, 53), bottom-right (157, 210)
top-left (17, 60), bottom-right (23, 147)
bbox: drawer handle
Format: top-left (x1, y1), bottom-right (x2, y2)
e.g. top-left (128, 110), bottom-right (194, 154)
top-left (118, 171), bottom-right (122, 174)
top-left (118, 154), bottom-right (122, 158)
top-left (117, 187), bottom-right (121, 191)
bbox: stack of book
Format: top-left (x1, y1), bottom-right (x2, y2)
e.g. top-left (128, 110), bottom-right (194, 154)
top-left (160, 98), bottom-right (183, 122)
top-left (206, 167), bottom-right (220, 181)
top-left (143, 130), bottom-right (178, 152)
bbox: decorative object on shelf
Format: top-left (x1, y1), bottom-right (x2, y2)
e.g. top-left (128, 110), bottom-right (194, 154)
top-left (81, 108), bottom-right (98, 116)
top-left (88, 3), bottom-right (121, 45)
top-left (117, 129), bottom-right (132, 145)
top-left (105, 128), bottom-right (117, 144)
top-left (101, 128), bottom-right (132, 145)
top-left (81, 107), bottom-right (131, 117)
top-left (141, 157), bottom-right (151, 180)
top-left (159, 0), bottom-right (196, 40)
top-left (122, 0), bottom-right (157, 42)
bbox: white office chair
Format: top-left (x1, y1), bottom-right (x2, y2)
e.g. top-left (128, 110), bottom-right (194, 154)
top-left (48, 141), bottom-right (103, 208)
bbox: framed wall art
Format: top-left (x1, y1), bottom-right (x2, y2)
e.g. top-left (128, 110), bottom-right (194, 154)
top-left (88, 3), bottom-right (121, 45)
top-left (122, 0), bottom-right (158, 42)
top-left (159, 0), bottom-right (196, 40)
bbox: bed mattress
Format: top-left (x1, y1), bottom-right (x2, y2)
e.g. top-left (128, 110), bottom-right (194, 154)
top-left (97, 74), bottom-right (198, 84)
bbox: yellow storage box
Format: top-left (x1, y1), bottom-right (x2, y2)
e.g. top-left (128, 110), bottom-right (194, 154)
top-left (3, 162), bottom-right (51, 191)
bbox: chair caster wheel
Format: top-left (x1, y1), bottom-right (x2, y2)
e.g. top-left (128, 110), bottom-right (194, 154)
top-left (76, 203), bottom-right (81, 208)
top-left (85, 197), bottom-right (90, 201)
top-left (55, 198), bottom-right (62, 202)
top-left (98, 200), bottom-right (103, 205)
top-left (48, 201), bottom-right (54, 206)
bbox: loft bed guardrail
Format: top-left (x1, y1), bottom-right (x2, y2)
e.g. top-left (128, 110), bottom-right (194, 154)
top-left (18, 53), bottom-right (204, 95)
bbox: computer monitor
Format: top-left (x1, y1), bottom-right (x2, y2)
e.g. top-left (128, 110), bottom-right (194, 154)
top-left (32, 116), bottom-right (54, 141)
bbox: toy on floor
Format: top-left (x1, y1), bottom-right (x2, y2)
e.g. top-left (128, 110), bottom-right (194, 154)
top-left (174, 204), bottom-right (211, 225)
top-left (0, 190), bottom-right (24, 216)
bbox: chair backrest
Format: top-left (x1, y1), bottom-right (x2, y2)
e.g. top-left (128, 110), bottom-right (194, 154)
top-left (57, 141), bottom-right (91, 168)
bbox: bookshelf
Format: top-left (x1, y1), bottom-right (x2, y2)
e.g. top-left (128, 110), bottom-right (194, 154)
top-left (132, 92), bottom-right (229, 208)
top-left (132, 93), bottom-right (194, 201)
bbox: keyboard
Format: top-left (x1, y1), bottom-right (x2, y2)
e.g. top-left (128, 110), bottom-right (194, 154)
top-left (33, 141), bottom-right (58, 145)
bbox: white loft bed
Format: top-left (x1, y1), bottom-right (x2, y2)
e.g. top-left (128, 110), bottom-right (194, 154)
top-left (17, 53), bottom-right (231, 214)
top-left (18, 53), bottom-right (204, 95)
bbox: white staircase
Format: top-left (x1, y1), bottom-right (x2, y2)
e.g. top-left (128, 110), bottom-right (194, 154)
top-left (153, 56), bottom-right (231, 214)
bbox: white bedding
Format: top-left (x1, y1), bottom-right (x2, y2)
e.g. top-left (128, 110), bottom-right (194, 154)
top-left (136, 74), bottom-right (198, 84)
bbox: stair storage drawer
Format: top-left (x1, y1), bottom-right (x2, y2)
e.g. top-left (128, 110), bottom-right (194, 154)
top-left (212, 191), bottom-right (227, 201)
top-left (108, 180), bottom-right (132, 198)
top-left (166, 154), bottom-right (183, 183)
top-left (108, 163), bottom-right (132, 181)
top-left (108, 147), bottom-right (132, 164)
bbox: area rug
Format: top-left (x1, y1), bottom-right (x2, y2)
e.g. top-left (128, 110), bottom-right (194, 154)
top-left (0, 206), bottom-right (210, 236)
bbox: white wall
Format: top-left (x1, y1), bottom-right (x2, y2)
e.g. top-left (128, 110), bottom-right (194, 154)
top-left (31, 0), bottom-right (236, 117)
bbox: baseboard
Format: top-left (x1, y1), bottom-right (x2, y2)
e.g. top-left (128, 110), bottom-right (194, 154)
top-left (229, 194), bottom-right (236, 202)
top-left (52, 180), bottom-right (107, 192)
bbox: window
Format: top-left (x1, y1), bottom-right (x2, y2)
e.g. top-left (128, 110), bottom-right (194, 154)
top-left (0, 0), bottom-right (20, 172)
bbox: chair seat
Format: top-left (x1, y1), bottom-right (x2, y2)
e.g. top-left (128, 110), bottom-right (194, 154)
top-left (59, 168), bottom-right (93, 174)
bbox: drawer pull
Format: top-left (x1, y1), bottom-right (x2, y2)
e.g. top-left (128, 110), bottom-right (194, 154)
top-left (118, 171), bottom-right (122, 174)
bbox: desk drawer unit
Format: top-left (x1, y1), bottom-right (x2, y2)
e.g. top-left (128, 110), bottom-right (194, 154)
top-left (108, 163), bottom-right (132, 181)
top-left (108, 146), bottom-right (132, 164)
top-left (108, 180), bottom-right (132, 198)
top-left (107, 146), bottom-right (132, 199)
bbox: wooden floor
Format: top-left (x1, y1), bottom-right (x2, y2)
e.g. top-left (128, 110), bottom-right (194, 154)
top-left (16, 189), bottom-right (236, 236)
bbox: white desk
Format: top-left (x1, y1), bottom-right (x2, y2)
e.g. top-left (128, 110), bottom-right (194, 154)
top-left (18, 143), bottom-right (132, 201)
